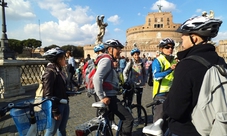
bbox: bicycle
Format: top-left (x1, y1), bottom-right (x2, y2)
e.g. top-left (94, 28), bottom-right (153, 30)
top-left (0, 96), bottom-right (68, 136)
top-left (142, 99), bottom-right (166, 136)
top-left (75, 83), bottom-right (148, 136)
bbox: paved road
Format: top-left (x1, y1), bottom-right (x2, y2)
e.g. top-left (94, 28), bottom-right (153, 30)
top-left (0, 85), bottom-right (154, 136)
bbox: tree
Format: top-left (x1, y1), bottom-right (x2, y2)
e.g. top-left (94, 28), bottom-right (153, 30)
top-left (22, 39), bottom-right (42, 48)
top-left (61, 45), bottom-right (84, 58)
top-left (44, 44), bottom-right (59, 52)
top-left (8, 39), bottom-right (23, 54)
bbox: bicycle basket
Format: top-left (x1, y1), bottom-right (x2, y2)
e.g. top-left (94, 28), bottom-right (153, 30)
top-left (9, 98), bottom-right (52, 136)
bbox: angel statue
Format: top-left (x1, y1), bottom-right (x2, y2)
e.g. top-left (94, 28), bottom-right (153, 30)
top-left (95, 15), bottom-right (108, 45)
top-left (202, 10), bottom-right (215, 19)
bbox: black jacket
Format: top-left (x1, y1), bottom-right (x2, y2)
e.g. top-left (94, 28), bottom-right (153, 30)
top-left (163, 43), bottom-right (226, 136)
top-left (42, 63), bottom-right (69, 115)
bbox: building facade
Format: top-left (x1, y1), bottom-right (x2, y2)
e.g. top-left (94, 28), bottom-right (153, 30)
top-left (125, 12), bottom-right (182, 58)
top-left (216, 40), bottom-right (227, 62)
top-left (83, 12), bottom-right (227, 61)
top-left (84, 11), bottom-right (182, 59)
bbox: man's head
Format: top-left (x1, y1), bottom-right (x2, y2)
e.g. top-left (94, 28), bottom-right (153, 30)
top-left (158, 38), bottom-right (175, 56)
top-left (65, 50), bottom-right (72, 58)
top-left (104, 39), bottom-right (124, 60)
top-left (176, 16), bottom-right (222, 49)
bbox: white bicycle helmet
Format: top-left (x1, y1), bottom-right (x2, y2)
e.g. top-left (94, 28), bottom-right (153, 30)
top-left (104, 39), bottom-right (124, 49)
top-left (158, 38), bottom-right (175, 48)
top-left (176, 16), bottom-right (222, 38)
top-left (43, 47), bottom-right (65, 62)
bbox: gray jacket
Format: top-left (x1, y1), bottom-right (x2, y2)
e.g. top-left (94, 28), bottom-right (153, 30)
top-left (93, 55), bottom-right (119, 100)
top-left (123, 58), bottom-right (146, 88)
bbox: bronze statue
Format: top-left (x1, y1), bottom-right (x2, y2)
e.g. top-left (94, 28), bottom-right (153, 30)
top-left (96, 15), bottom-right (108, 45)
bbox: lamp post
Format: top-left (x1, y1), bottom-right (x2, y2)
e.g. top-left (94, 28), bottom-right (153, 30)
top-left (124, 41), bottom-right (127, 57)
top-left (0, 0), bottom-right (15, 60)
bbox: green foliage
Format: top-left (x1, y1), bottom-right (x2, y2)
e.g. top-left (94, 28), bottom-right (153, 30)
top-left (22, 39), bottom-right (42, 48)
top-left (44, 44), bottom-right (59, 52)
top-left (61, 45), bottom-right (84, 58)
top-left (8, 39), bottom-right (23, 54)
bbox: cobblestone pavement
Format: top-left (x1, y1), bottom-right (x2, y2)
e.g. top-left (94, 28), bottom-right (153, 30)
top-left (0, 85), bottom-right (153, 136)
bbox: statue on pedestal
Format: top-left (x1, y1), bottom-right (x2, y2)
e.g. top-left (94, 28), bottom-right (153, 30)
top-left (95, 15), bottom-right (108, 45)
top-left (202, 10), bottom-right (214, 19)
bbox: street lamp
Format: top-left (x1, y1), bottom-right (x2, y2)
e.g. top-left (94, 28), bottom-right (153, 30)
top-left (0, 0), bottom-right (15, 60)
top-left (124, 41), bottom-right (127, 57)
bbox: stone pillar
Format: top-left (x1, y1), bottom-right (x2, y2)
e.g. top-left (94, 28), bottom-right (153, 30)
top-left (0, 60), bottom-right (25, 98)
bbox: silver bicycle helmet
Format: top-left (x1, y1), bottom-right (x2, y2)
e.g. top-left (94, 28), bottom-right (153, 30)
top-left (158, 38), bottom-right (175, 48)
top-left (43, 47), bottom-right (65, 62)
top-left (104, 39), bottom-right (124, 49)
top-left (176, 16), bottom-right (222, 38)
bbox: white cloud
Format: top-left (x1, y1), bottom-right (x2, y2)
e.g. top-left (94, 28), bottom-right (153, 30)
top-left (7, 0), bottom-right (36, 20)
top-left (196, 9), bottom-right (203, 13)
top-left (151, 0), bottom-right (176, 12)
top-left (107, 15), bottom-right (120, 25)
top-left (7, 0), bottom-right (98, 47)
top-left (114, 28), bottom-right (121, 32)
top-left (214, 31), bottom-right (227, 43)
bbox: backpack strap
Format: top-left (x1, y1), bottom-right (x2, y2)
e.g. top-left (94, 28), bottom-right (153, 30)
top-left (94, 54), bottom-right (113, 81)
top-left (184, 55), bottom-right (227, 76)
top-left (183, 55), bottom-right (212, 69)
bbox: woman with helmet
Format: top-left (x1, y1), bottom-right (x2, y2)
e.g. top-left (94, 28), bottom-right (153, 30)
top-left (163, 16), bottom-right (225, 136)
top-left (151, 38), bottom-right (177, 133)
top-left (93, 39), bottom-right (134, 136)
top-left (42, 47), bottom-right (70, 136)
top-left (123, 44), bottom-right (146, 123)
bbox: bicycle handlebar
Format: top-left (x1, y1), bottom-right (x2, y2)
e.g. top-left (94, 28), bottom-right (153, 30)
top-left (146, 99), bottom-right (165, 108)
top-left (0, 97), bottom-right (67, 118)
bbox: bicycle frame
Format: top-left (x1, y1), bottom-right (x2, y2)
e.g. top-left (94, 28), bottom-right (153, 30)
top-left (0, 97), bottom-right (68, 136)
top-left (75, 101), bottom-right (123, 136)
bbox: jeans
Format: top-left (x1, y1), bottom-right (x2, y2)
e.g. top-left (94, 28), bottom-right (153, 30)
top-left (108, 96), bottom-right (134, 136)
top-left (67, 71), bottom-right (78, 91)
top-left (127, 88), bottom-right (143, 118)
top-left (44, 104), bottom-right (70, 136)
top-left (164, 129), bottom-right (179, 136)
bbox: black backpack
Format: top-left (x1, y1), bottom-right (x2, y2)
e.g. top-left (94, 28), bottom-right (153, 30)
top-left (147, 64), bottom-right (153, 86)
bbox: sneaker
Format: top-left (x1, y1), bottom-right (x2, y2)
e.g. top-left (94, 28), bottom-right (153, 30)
top-left (111, 123), bottom-right (118, 130)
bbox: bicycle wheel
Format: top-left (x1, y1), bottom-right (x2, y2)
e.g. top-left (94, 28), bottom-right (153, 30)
top-left (130, 104), bottom-right (148, 135)
top-left (84, 125), bottom-right (112, 136)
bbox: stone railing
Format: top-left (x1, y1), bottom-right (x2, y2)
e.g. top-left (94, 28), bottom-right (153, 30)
top-left (0, 59), bottom-right (48, 99)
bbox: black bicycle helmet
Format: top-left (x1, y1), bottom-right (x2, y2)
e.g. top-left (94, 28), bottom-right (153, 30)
top-left (158, 38), bottom-right (175, 48)
top-left (176, 16), bottom-right (222, 38)
top-left (43, 47), bottom-right (65, 62)
top-left (104, 39), bottom-right (124, 49)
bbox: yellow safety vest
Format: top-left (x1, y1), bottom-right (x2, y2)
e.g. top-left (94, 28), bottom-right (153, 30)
top-left (153, 55), bottom-right (176, 98)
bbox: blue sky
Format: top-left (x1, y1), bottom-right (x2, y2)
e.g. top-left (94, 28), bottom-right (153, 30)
top-left (1, 0), bottom-right (227, 47)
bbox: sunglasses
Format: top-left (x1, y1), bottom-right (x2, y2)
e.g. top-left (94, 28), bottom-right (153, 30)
top-left (163, 46), bottom-right (174, 49)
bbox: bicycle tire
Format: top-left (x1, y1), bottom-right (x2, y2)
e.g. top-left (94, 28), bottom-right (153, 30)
top-left (85, 125), bottom-right (112, 136)
top-left (130, 104), bottom-right (148, 135)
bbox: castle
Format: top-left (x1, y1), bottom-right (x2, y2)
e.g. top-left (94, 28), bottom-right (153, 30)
top-left (84, 11), bottom-right (182, 59)
top-left (83, 11), bottom-right (227, 61)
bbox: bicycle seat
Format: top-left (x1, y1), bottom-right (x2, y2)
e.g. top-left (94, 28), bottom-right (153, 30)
top-left (142, 118), bottom-right (164, 135)
top-left (92, 101), bottom-right (107, 108)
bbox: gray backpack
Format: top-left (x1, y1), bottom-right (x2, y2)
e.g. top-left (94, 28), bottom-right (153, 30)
top-left (185, 55), bottom-right (227, 136)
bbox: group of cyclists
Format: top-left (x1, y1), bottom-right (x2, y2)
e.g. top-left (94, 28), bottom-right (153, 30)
top-left (40, 14), bottom-right (224, 136)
